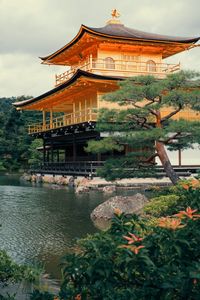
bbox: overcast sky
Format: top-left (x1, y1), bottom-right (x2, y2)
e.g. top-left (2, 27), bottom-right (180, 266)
top-left (0, 0), bottom-right (200, 98)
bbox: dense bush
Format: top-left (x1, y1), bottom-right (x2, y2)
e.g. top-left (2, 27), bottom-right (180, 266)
top-left (144, 194), bottom-right (180, 217)
top-left (0, 250), bottom-right (41, 285)
top-left (0, 97), bottom-right (42, 171)
top-left (30, 289), bottom-right (56, 300)
top-left (58, 183), bottom-right (200, 299)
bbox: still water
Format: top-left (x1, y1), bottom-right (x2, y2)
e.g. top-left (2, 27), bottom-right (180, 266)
top-left (0, 174), bottom-right (107, 278)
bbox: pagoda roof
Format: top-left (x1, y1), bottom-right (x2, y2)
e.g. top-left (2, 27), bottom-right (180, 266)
top-left (13, 69), bottom-right (122, 109)
top-left (88, 24), bottom-right (199, 43)
top-left (40, 23), bottom-right (200, 63)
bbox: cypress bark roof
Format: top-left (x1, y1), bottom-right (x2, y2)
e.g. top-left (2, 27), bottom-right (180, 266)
top-left (40, 24), bottom-right (200, 62)
top-left (88, 23), bottom-right (200, 43)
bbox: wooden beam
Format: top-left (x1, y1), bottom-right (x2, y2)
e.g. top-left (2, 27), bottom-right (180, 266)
top-left (50, 110), bottom-right (53, 129)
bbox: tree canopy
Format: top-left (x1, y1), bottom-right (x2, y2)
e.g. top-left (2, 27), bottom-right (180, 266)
top-left (87, 71), bottom-right (200, 184)
top-left (0, 97), bottom-right (42, 172)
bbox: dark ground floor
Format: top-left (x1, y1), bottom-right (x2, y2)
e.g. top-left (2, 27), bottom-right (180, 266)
top-left (32, 127), bottom-right (200, 177)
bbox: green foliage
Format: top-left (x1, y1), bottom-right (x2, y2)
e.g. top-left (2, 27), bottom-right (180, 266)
top-left (144, 194), bottom-right (180, 217)
top-left (97, 154), bottom-right (157, 180)
top-left (0, 294), bottom-right (16, 300)
top-left (0, 97), bottom-right (41, 172)
top-left (0, 250), bottom-right (26, 285)
top-left (58, 187), bottom-right (200, 299)
top-left (144, 180), bottom-right (200, 218)
top-left (28, 139), bottom-right (43, 166)
top-left (0, 250), bottom-right (42, 299)
top-left (30, 290), bottom-right (55, 300)
top-left (176, 186), bottom-right (200, 212)
top-left (87, 71), bottom-right (200, 182)
top-left (86, 137), bottom-right (123, 154)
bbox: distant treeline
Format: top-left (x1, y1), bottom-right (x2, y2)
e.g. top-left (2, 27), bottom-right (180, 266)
top-left (0, 97), bottom-right (42, 172)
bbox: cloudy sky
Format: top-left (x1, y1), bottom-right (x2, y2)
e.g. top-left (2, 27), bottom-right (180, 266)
top-left (0, 0), bottom-right (200, 98)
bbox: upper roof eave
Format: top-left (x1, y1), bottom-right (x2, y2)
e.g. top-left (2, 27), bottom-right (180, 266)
top-left (13, 69), bottom-right (122, 109)
top-left (40, 24), bottom-right (200, 63)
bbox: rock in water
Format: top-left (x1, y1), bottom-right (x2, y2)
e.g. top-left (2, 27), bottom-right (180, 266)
top-left (102, 185), bottom-right (116, 194)
top-left (75, 185), bottom-right (90, 194)
top-left (91, 193), bottom-right (148, 229)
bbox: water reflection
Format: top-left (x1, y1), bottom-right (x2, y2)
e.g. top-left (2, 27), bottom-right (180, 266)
top-left (0, 176), bottom-right (105, 278)
top-left (0, 175), bottom-right (138, 279)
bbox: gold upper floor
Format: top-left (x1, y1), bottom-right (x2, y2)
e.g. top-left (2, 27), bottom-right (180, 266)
top-left (40, 15), bottom-right (199, 87)
top-left (55, 54), bottom-right (180, 86)
top-left (15, 12), bottom-right (200, 134)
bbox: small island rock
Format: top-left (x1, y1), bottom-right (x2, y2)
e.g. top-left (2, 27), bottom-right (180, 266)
top-left (91, 193), bottom-right (148, 229)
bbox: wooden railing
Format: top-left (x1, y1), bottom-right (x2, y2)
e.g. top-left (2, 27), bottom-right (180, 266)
top-left (55, 57), bottom-right (180, 86)
top-left (30, 161), bottom-right (200, 177)
top-left (32, 161), bottom-right (104, 176)
top-left (28, 106), bottom-right (200, 135)
top-left (28, 108), bottom-right (97, 134)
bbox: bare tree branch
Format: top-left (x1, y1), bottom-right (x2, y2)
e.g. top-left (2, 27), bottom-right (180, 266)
top-left (148, 108), bottom-right (159, 117)
top-left (139, 153), bottom-right (158, 166)
top-left (123, 99), bottom-right (142, 108)
top-left (161, 104), bottom-right (182, 123)
top-left (127, 114), bottom-right (153, 129)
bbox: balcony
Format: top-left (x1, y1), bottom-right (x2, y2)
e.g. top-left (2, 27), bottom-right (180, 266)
top-left (28, 108), bottom-right (97, 134)
top-left (28, 107), bottom-right (200, 135)
top-left (55, 57), bottom-right (180, 86)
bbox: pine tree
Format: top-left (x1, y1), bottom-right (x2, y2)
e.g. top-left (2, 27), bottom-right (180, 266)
top-left (87, 71), bottom-right (200, 184)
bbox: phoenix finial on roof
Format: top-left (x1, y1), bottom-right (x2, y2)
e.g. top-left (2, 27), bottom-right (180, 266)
top-left (111, 9), bottom-right (120, 19)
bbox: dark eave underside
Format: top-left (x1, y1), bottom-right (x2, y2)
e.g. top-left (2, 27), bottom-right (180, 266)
top-left (13, 69), bottom-right (122, 108)
top-left (40, 24), bottom-right (200, 62)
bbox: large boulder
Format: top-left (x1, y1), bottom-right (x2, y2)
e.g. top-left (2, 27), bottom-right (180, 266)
top-left (91, 193), bottom-right (148, 230)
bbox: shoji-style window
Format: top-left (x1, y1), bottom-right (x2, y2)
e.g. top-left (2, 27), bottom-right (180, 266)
top-left (146, 60), bottom-right (156, 72)
top-left (105, 57), bottom-right (115, 69)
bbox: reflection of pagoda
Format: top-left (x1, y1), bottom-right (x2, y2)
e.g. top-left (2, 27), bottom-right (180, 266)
top-left (14, 11), bottom-right (200, 175)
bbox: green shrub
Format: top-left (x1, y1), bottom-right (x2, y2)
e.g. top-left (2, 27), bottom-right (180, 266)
top-left (0, 250), bottom-right (41, 285)
top-left (59, 207), bottom-right (200, 300)
top-left (144, 194), bottom-right (180, 217)
top-left (0, 250), bottom-right (42, 299)
top-left (30, 290), bottom-right (55, 300)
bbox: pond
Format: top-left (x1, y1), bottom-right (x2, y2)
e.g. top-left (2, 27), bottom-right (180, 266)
top-left (0, 174), bottom-right (137, 279)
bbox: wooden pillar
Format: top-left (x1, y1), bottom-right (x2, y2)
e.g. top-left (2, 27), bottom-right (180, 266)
top-left (89, 97), bottom-right (92, 119)
top-left (42, 110), bottom-right (46, 130)
top-left (43, 139), bottom-right (46, 163)
top-left (47, 149), bottom-right (50, 162)
top-left (89, 54), bottom-right (93, 69)
top-left (51, 142), bottom-right (54, 163)
top-left (125, 145), bottom-right (128, 155)
top-left (79, 101), bottom-right (82, 122)
top-left (73, 136), bottom-right (76, 161)
top-left (57, 150), bottom-right (60, 162)
top-left (73, 102), bottom-right (76, 124)
top-left (50, 110), bottom-right (53, 129)
top-left (178, 149), bottom-right (182, 166)
top-left (84, 99), bottom-right (87, 121)
top-left (97, 93), bottom-right (100, 110)
top-left (97, 153), bottom-right (101, 161)
top-left (65, 148), bottom-right (68, 162)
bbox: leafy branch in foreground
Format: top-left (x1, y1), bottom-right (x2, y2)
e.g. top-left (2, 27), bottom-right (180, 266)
top-left (0, 249), bottom-right (42, 299)
top-left (87, 71), bottom-right (200, 184)
top-left (59, 185), bottom-right (200, 299)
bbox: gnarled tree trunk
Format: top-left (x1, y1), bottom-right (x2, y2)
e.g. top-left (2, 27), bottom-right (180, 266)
top-left (155, 141), bottom-right (179, 185)
top-left (155, 110), bottom-right (179, 185)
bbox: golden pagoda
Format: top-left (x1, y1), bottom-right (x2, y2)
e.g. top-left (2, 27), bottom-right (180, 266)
top-left (14, 11), bottom-right (200, 175)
